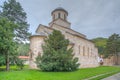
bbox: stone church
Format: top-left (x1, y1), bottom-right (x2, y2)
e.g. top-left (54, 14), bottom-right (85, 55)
top-left (29, 7), bottom-right (99, 69)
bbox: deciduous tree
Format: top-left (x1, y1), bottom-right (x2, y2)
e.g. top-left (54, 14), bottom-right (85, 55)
top-left (92, 37), bottom-right (107, 55)
top-left (105, 33), bottom-right (120, 64)
top-left (0, 18), bottom-right (16, 70)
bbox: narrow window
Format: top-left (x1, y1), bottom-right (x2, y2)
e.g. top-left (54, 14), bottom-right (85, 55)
top-left (91, 49), bottom-right (92, 56)
top-left (88, 47), bottom-right (89, 57)
top-left (79, 45), bottom-right (80, 54)
top-left (83, 46), bottom-right (85, 56)
top-left (64, 14), bottom-right (66, 20)
top-left (58, 13), bottom-right (60, 18)
top-left (53, 14), bottom-right (55, 20)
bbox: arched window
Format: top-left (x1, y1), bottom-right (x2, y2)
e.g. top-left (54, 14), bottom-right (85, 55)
top-left (91, 49), bottom-right (92, 56)
top-left (53, 14), bottom-right (55, 20)
top-left (58, 13), bottom-right (60, 18)
top-left (79, 45), bottom-right (80, 54)
top-left (83, 46), bottom-right (85, 56)
top-left (88, 47), bottom-right (89, 57)
top-left (64, 14), bottom-right (66, 20)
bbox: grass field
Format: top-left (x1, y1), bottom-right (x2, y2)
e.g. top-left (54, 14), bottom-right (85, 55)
top-left (0, 66), bottom-right (120, 80)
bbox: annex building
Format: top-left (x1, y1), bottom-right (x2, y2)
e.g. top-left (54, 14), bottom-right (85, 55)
top-left (29, 7), bottom-right (99, 69)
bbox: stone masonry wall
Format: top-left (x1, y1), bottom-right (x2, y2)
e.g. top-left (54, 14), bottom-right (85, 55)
top-left (29, 36), bottom-right (45, 69)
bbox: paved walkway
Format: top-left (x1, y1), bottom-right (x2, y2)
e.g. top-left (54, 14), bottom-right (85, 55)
top-left (102, 73), bottom-right (120, 80)
top-left (83, 72), bottom-right (113, 80)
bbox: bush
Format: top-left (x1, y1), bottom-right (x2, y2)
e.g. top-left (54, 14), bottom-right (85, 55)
top-left (16, 58), bottom-right (24, 70)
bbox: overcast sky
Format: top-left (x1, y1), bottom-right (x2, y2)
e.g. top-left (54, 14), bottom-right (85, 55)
top-left (0, 0), bottom-right (120, 39)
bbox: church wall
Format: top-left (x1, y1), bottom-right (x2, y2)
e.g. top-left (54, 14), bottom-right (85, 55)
top-left (29, 36), bottom-right (45, 69)
top-left (52, 19), bottom-right (71, 28)
top-left (49, 23), bottom-right (99, 68)
top-left (64, 31), bottom-right (99, 68)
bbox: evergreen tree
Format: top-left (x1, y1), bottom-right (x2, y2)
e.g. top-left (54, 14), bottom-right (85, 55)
top-left (105, 33), bottom-right (120, 64)
top-left (0, 0), bottom-right (30, 42)
top-left (36, 30), bottom-right (79, 72)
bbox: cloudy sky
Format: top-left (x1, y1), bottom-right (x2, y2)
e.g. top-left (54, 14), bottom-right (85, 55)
top-left (0, 0), bottom-right (120, 39)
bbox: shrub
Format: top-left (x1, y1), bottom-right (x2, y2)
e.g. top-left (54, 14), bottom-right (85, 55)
top-left (36, 30), bottom-right (79, 72)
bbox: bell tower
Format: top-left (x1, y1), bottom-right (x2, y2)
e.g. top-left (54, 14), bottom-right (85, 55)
top-left (51, 7), bottom-right (68, 21)
top-left (49, 7), bottom-right (71, 28)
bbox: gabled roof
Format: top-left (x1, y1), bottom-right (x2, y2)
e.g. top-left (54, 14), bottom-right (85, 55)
top-left (35, 24), bottom-right (52, 33)
top-left (50, 23), bottom-right (86, 38)
top-left (35, 24), bottom-right (94, 43)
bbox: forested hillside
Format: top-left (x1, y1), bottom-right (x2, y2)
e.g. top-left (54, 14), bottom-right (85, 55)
top-left (92, 37), bottom-right (107, 55)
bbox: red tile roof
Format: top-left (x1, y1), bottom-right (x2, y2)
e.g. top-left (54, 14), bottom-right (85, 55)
top-left (18, 56), bottom-right (29, 59)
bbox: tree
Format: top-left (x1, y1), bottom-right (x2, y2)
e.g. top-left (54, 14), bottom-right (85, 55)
top-left (36, 30), bottom-right (79, 72)
top-left (0, 18), bottom-right (17, 70)
top-left (0, 0), bottom-right (28, 70)
top-left (15, 57), bottom-right (24, 70)
top-left (17, 43), bottom-right (29, 56)
top-left (92, 37), bottom-right (107, 55)
top-left (105, 33), bottom-right (120, 64)
top-left (0, 54), bottom-right (5, 66)
top-left (0, 0), bottom-right (30, 42)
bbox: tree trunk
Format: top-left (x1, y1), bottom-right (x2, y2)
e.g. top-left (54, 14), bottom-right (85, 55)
top-left (6, 53), bottom-right (10, 71)
top-left (116, 54), bottom-right (118, 65)
top-left (115, 54), bottom-right (118, 65)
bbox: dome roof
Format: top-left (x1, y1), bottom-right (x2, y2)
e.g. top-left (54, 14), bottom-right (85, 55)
top-left (51, 7), bottom-right (68, 15)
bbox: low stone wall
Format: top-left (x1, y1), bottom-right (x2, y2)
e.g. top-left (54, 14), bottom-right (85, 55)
top-left (103, 56), bottom-right (115, 66)
top-left (118, 56), bottom-right (120, 64)
top-left (103, 56), bottom-right (120, 66)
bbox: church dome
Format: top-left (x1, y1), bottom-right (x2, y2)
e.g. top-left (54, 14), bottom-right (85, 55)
top-left (51, 7), bottom-right (68, 15)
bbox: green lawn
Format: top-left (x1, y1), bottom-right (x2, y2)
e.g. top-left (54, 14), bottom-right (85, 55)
top-left (0, 66), bottom-right (120, 80)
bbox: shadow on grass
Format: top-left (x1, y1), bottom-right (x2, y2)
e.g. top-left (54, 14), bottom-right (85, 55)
top-left (0, 68), bottom-right (5, 71)
top-left (0, 65), bottom-right (29, 71)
